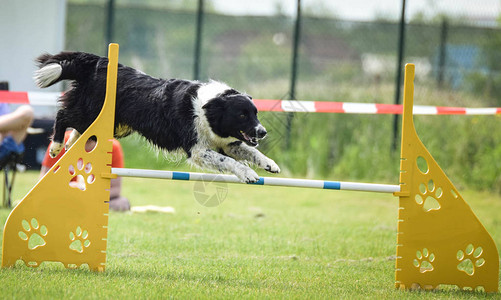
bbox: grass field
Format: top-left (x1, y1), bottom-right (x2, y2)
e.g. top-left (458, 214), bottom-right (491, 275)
top-left (1, 171), bottom-right (500, 299)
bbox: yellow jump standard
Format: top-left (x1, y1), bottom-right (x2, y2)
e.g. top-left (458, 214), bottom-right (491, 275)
top-left (2, 44), bottom-right (498, 292)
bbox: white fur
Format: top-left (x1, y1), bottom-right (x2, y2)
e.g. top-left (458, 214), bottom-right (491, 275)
top-left (33, 64), bottom-right (62, 88)
top-left (49, 141), bottom-right (64, 158)
top-left (189, 148), bottom-right (260, 183)
top-left (188, 80), bottom-right (268, 183)
top-left (65, 129), bottom-right (81, 150)
top-left (196, 80), bottom-right (231, 105)
top-left (222, 143), bottom-right (280, 173)
top-left (192, 81), bottom-right (239, 149)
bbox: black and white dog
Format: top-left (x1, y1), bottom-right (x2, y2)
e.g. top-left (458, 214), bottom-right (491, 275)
top-left (34, 51), bottom-right (280, 183)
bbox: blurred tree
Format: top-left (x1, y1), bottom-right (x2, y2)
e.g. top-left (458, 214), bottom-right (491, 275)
top-left (463, 15), bottom-right (501, 103)
top-left (68, 0), bottom-right (215, 12)
top-left (302, 0), bottom-right (337, 18)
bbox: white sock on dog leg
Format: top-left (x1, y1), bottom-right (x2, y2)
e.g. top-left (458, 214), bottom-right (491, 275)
top-left (65, 129), bottom-right (81, 150)
top-left (49, 141), bottom-right (64, 158)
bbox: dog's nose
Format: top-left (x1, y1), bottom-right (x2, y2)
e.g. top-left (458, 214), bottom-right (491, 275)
top-left (256, 126), bottom-right (267, 138)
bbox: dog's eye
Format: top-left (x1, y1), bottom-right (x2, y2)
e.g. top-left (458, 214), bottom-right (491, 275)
top-left (239, 114), bottom-right (246, 119)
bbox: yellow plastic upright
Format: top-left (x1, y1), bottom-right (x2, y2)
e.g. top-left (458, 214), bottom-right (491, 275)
top-left (1, 44), bottom-right (119, 271)
top-left (395, 64), bottom-right (499, 291)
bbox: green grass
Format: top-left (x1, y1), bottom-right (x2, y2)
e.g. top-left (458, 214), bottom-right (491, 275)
top-left (1, 171), bottom-right (500, 299)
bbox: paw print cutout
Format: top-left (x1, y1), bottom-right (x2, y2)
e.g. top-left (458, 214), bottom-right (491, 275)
top-left (68, 158), bottom-right (95, 191)
top-left (457, 244), bottom-right (485, 276)
top-left (414, 179), bottom-right (441, 212)
top-left (18, 218), bottom-right (48, 250)
top-left (413, 248), bottom-right (435, 273)
top-left (69, 226), bottom-right (91, 253)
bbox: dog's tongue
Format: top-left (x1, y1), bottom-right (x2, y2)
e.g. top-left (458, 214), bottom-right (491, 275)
top-left (242, 131), bottom-right (251, 141)
top-left (241, 131), bottom-right (258, 145)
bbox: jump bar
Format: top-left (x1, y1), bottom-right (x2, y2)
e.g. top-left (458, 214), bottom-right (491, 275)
top-left (111, 168), bottom-right (401, 194)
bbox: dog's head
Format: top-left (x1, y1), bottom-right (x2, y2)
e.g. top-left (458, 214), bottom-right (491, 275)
top-left (202, 89), bottom-right (266, 147)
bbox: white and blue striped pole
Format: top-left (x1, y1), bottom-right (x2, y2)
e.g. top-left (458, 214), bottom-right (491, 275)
top-left (111, 168), bottom-right (400, 194)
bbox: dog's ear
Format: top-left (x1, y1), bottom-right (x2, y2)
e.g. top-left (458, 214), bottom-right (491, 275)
top-left (202, 97), bottom-right (227, 137)
top-left (202, 97), bottom-right (225, 111)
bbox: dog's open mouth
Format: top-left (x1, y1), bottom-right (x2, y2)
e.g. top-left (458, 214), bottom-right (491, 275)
top-left (240, 130), bottom-right (259, 146)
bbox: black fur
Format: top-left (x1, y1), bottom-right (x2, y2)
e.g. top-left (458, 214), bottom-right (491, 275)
top-left (35, 51), bottom-right (264, 156)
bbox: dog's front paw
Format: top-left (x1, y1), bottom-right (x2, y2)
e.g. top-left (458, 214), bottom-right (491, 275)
top-left (235, 166), bottom-right (260, 183)
top-left (264, 159), bottom-right (280, 174)
top-left (49, 142), bottom-right (64, 158)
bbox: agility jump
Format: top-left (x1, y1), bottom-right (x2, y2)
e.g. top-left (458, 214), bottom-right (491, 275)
top-left (1, 44), bottom-right (499, 292)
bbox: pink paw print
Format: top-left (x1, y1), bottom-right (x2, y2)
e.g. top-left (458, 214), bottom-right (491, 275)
top-left (68, 158), bottom-right (95, 191)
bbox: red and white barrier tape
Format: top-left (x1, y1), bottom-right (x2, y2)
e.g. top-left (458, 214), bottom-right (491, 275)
top-left (0, 91), bottom-right (62, 106)
top-left (253, 99), bottom-right (501, 115)
top-left (1, 91), bottom-right (500, 115)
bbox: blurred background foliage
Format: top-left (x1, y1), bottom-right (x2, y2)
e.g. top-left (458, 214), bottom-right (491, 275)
top-left (65, 0), bottom-right (501, 193)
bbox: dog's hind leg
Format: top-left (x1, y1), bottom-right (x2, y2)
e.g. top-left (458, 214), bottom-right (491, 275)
top-left (50, 109), bottom-right (71, 158)
top-left (223, 143), bottom-right (280, 174)
top-left (65, 129), bottom-right (81, 151)
top-left (49, 141), bottom-right (64, 158)
top-left (189, 148), bottom-right (260, 183)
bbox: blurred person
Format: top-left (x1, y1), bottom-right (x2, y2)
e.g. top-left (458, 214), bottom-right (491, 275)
top-left (0, 103), bottom-right (34, 167)
top-left (40, 130), bottom-right (130, 211)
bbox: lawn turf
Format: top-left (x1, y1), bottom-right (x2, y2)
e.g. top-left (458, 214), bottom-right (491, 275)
top-left (0, 171), bottom-right (500, 299)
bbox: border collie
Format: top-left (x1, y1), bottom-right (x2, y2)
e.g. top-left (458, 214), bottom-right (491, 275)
top-left (33, 51), bottom-right (280, 183)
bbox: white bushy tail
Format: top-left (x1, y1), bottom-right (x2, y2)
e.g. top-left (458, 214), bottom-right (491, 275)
top-left (33, 64), bottom-right (62, 88)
